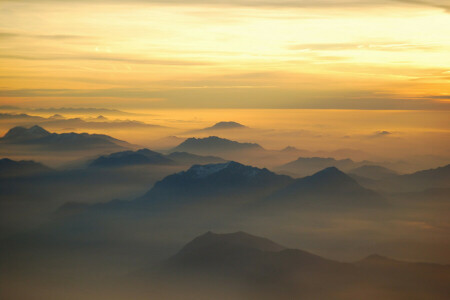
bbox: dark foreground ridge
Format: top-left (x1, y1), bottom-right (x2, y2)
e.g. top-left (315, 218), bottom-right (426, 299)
top-left (145, 231), bottom-right (450, 300)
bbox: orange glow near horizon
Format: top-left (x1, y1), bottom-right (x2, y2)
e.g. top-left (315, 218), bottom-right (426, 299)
top-left (0, 1), bottom-right (449, 110)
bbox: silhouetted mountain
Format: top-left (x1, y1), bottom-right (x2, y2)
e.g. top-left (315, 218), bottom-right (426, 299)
top-left (172, 136), bottom-right (263, 156)
top-left (264, 167), bottom-right (384, 209)
top-left (400, 164), bottom-right (450, 187)
top-left (49, 114), bottom-right (65, 119)
top-left (0, 125), bottom-right (131, 151)
top-left (0, 112), bottom-right (45, 121)
top-left (158, 231), bottom-right (339, 279)
top-left (279, 146), bottom-right (312, 156)
top-left (89, 149), bottom-right (174, 168)
top-left (369, 164), bottom-right (450, 192)
top-left (88, 149), bottom-right (227, 168)
top-left (0, 113), bottom-right (162, 130)
top-left (0, 158), bottom-right (52, 178)
top-left (1, 125), bottom-right (51, 142)
top-left (176, 231), bottom-right (286, 255)
top-left (166, 152), bottom-right (227, 165)
top-left (349, 165), bottom-right (397, 180)
top-left (149, 231), bottom-right (450, 299)
top-left (39, 117), bottom-right (163, 129)
top-left (204, 121), bottom-right (247, 130)
top-left (277, 156), bottom-right (360, 177)
top-left (136, 161), bottom-right (293, 209)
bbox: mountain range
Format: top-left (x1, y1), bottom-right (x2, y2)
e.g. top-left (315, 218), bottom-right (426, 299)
top-left (88, 149), bottom-right (227, 168)
top-left (135, 161), bottom-right (293, 210)
top-left (349, 165), bottom-right (398, 180)
top-left (147, 231), bottom-right (450, 300)
top-left (264, 167), bottom-right (385, 210)
top-left (171, 136), bottom-right (263, 156)
top-left (353, 163), bottom-right (450, 193)
top-left (0, 158), bottom-right (52, 178)
top-left (89, 149), bottom-right (174, 167)
top-left (0, 112), bottom-right (163, 130)
top-left (0, 125), bottom-right (131, 151)
top-left (188, 121), bottom-right (248, 133)
top-left (276, 156), bottom-right (365, 177)
top-left (85, 161), bottom-right (385, 214)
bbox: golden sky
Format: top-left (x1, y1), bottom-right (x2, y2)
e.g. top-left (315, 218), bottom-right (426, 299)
top-left (0, 0), bottom-right (449, 109)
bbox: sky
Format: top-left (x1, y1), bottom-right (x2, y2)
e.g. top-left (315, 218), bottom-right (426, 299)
top-left (0, 0), bottom-right (450, 109)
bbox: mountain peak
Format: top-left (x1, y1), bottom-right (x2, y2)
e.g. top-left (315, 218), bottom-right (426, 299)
top-left (184, 161), bottom-right (272, 180)
top-left (0, 158), bottom-right (51, 178)
top-left (172, 136), bottom-right (263, 154)
top-left (265, 166), bottom-right (384, 209)
top-left (315, 166), bottom-right (342, 175)
top-left (90, 148), bottom-right (173, 167)
top-left (305, 166), bottom-right (353, 184)
top-left (349, 165), bottom-right (397, 180)
top-left (139, 161), bottom-right (292, 207)
top-left (178, 231), bottom-right (286, 255)
top-left (2, 125), bottom-right (50, 141)
top-left (187, 161), bottom-right (233, 178)
top-left (206, 121), bottom-right (246, 130)
top-left (281, 146), bottom-right (299, 152)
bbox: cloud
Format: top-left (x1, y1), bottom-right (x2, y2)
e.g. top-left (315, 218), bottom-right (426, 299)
top-left (426, 95), bottom-right (450, 100)
top-left (1, 87), bottom-right (450, 110)
top-left (0, 54), bottom-right (212, 66)
top-left (2, 0), bottom-right (449, 13)
top-left (394, 0), bottom-right (450, 13)
top-left (0, 31), bottom-right (92, 40)
top-left (289, 42), bottom-right (441, 52)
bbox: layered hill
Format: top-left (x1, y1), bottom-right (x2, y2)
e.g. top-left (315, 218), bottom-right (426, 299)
top-left (0, 125), bottom-right (131, 151)
top-left (264, 167), bottom-right (385, 210)
top-left (147, 231), bottom-right (450, 300)
top-left (171, 136), bottom-right (263, 156)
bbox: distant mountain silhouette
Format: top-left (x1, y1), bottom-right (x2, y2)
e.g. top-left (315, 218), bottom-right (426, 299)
top-left (368, 164), bottom-right (450, 192)
top-left (1, 125), bottom-right (51, 142)
top-left (157, 231), bottom-right (338, 281)
top-left (88, 149), bottom-right (228, 168)
top-left (0, 112), bottom-right (45, 121)
top-left (166, 152), bottom-right (227, 165)
top-left (137, 161), bottom-right (292, 209)
top-left (0, 125), bottom-right (131, 151)
top-left (400, 164), bottom-right (450, 186)
top-left (89, 148), bottom-right (174, 167)
top-left (149, 231), bottom-right (450, 299)
top-left (0, 158), bottom-right (51, 178)
top-left (349, 165), bottom-right (397, 180)
top-left (176, 231), bottom-right (286, 254)
top-left (0, 113), bottom-right (162, 130)
top-left (265, 167), bottom-right (384, 209)
top-left (279, 146), bottom-right (312, 156)
top-left (172, 136), bottom-right (263, 156)
top-left (202, 121), bottom-right (247, 131)
top-left (277, 156), bottom-right (361, 177)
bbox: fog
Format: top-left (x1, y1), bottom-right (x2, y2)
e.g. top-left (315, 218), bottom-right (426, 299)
top-left (0, 109), bottom-right (449, 300)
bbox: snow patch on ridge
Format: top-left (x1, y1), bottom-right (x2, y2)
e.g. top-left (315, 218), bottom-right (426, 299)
top-left (189, 162), bottom-right (231, 178)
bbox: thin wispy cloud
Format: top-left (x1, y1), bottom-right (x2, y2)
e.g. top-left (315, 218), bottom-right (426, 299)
top-left (288, 42), bottom-right (442, 52)
top-left (2, 0), bottom-right (449, 12)
top-left (0, 54), bottom-right (212, 66)
top-left (0, 31), bottom-right (92, 40)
